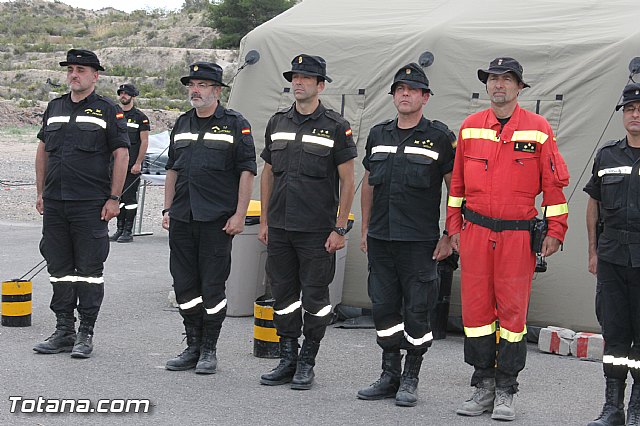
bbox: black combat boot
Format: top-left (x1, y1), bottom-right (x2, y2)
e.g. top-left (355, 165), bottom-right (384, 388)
top-left (588, 378), bottom-right (626, 426)
top-left (110, 210), bottom-right (125, 241)
top-left (357, 351), bottom-right (402, 400)
top-left (33, 313), bottom-right (76, 354)
top-left (166, 327), bottom-right (202, 371)
top-left (291, 339), bottom-right (320, 390)
top-left (627, 383), bottom-right (640, 426)
top-left (70, 323), bottom-right (94, 358)
top-left (195, 326), bottom-right (220, 375)
top-left (395, 353), bottom-right (423, 407)
top-left (260, 337), bottom-right (299, 385)
top-left (117, 209), bottom-right (136, 243)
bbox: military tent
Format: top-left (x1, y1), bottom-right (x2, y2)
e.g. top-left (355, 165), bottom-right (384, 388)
top-left (227, 0), bottom-right (640, 332)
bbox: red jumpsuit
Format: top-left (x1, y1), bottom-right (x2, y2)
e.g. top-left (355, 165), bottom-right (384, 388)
top-left (446, 104), bottom-right (569, 389)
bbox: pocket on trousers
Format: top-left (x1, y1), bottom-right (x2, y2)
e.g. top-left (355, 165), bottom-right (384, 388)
top-left (410, 271), bottom-right (438, 313)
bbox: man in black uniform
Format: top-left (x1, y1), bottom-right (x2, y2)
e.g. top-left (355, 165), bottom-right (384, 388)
top-left (585, 83), bottom-right (640, 426)
top-left (357, 63), bottom-right (455, 406)
top-left (34, 49), bottom-right (130, 358)
top-left (109, 83), bottom-right (150, 243)
top-left (259, 54), bottom-right (357, 390)
top-left (163, 62), bottom-right (256, 374)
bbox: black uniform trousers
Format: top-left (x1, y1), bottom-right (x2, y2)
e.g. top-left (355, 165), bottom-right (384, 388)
top-left (120, 172), bottom-right (140, 207)
top-left (169, 218), bottom-right (232, 330)
top-left (267, 227), bottom-right (335, 343)
top-left (598, 258), bottom-right (640, 381)
top-left (40, 199), bottom-right (108, 324)
top-left (367, 237), bottom-right (438, 354)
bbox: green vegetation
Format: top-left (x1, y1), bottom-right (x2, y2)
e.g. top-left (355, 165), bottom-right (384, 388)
top-left (207, 0), bottom-right (297, 48)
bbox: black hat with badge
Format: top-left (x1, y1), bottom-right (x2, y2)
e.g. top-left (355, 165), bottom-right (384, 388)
top-left (283, 54), bottom-right (332, 83)
top-left (616, 82), bottom-right (640, 111)
top-left (478, 57), bottom-right (530, 88)
top-left (389, 63), bottom-right (433, 95)
top-left (117, 83), bottom-right (139, 97)
top-left (180, 62), bottom-right (228, 87)
top-left (59, 49), bottom-right (105, 71)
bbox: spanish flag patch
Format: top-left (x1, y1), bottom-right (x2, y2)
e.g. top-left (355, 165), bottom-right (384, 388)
top-left (116, 112), bottom-right (124, 119)
top-left (143, 119), bottom-right (149, 124)
top-left (242, 128), bottom-right (251, 135)
top-left (345, 128), bottom-right (352, 137)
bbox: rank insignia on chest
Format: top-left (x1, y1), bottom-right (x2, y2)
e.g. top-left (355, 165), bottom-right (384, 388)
top-left (312, 128), bottom-right (332, 139)
top-left (415, 139), bottom-right (433, 148)
top-left (514, 142), bottom-right (536, 153)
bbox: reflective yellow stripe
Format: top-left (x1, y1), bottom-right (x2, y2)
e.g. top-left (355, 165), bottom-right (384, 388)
top-left (254, 325), bottom-right (280, 343)
top-left (461, 128), bottom-right (498, 142)
top-left (545, 203), bottom-right (569, 217)
top-left (464, 321), bottom-right (496, 337)
top-left (448, 196), bottom-right (464, 208)
top-left (2, 281), bottom-right (32, 296)
top-left (254, 304), bottom-right (274, 321)
top-left (511, 130), bottom-right (549, 144)
top-left (499, 325), bottom-right (527, 343)
top-left (1, 301), bottom-right (31, 316)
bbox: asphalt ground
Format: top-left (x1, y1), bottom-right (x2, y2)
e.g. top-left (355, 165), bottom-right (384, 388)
top-left (0, 220), bottom-right (607, 425)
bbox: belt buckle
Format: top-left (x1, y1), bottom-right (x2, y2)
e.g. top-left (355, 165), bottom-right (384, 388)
top-left (491, 217), bottom-right (503, 232)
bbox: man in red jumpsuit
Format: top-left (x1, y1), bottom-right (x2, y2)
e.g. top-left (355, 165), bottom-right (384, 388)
top-left (447, 57), bottom-right (569, 421)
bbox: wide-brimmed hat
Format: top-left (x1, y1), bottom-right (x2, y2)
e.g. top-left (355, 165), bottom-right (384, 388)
top-left (616, 82), bottom-right (640, 111)
top-left (59, 49), bottom-right (104, 71)
top-left (180, 62), bottom-right (228, 87)
top-left (117, 83), bottom-right (139, 97)
top-left (477, 57), bottom-right (530, 88)
top-left (283, 54), bottom-right (332, 83)
top-left (389, 62), bottom-right (433, 95)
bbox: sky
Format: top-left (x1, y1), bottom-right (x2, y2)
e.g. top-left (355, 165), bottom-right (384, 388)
top-left (3, 0), bottom-right (186, 13)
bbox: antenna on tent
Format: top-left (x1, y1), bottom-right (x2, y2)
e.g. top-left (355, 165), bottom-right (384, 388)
top-left (418, 51), bottom-right (434, 68)
top-left (629, 57), bottom-right (640, 81)
top-left (225, 50), bottom-right (261, 86)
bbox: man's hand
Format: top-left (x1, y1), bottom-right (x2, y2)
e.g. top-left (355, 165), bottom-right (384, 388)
top-left (131, 162), bottom-right (142, 175)
top-left (360, 234), bottom-right (368, 253)
top-left (588, 252), bottom-right (597, 275)
top-left (450, 233), bottom-right (460, 252)
top-left (162, 212), bottom-right (170, 230)
top-left (258, 223), bottom-right (268, 245)
top-left (223, 213), bottom-right (245, 236)
top-left (433, 235), bottom-right (453, 261)
top-left (541, 236), bottom-right (561, 257)
top-left (325, 231), bottom-right (346, 254)
top-left (101, 199), bottom-right (120, 221)
top-left (36, 195), bottom-right (44, 215)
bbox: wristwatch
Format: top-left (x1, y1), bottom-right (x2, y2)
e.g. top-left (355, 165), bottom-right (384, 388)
top-left (108, 194), bottom-right (121, 201)
top-left (333, 226), bottom-right (349, 236)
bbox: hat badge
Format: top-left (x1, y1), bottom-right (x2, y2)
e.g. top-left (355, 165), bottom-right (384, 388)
top-left (636, 90), bottom-right (639, 95)
top-left (497, 59), bottom-right (503, 65)
top-left (193, 65), bottom-right (199, 71)
top-left (406, 69), bottom-right (411, 74)
top-left (298, 56), bottom-right (303, 64)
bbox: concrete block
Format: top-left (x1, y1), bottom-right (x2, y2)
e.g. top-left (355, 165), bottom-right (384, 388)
top-left (538, 326), bottom-right (575, 356)
top-left (570, 332), bottom-right (604, 361)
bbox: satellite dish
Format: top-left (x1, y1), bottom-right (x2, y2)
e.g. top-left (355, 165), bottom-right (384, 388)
top-left (629, 57), bottom-right (640, 75)
top-left (418, 51), bottom-right (434, 68)
top-left (245, 50), bottom-right (260, 66)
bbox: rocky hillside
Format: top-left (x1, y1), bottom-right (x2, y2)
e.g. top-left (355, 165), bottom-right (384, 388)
top-left (0, 0), bottom-right (239, 127)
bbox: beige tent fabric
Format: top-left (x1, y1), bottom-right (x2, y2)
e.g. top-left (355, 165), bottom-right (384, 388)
top-left (228, 0), bottom-right (640, 331)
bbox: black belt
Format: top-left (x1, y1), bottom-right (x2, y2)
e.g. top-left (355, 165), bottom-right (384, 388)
top-left (603, 227), bottom-right (640, 244)
top-left (463, 207), bottom-right (533, 232)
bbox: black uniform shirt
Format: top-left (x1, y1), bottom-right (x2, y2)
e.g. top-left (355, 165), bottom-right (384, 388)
top-left (363, 117), bottom-right (456, 241)
top-left (166, 103), bottom-right (257, 223)
top-left (37, 91), bottom-right (130, 201)
top-left (584, 137), bottom-right (640, 267)
top-left (123, 107), bottom-right (150, 168)
top-left (261, 102), bottom-right (357, 232)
